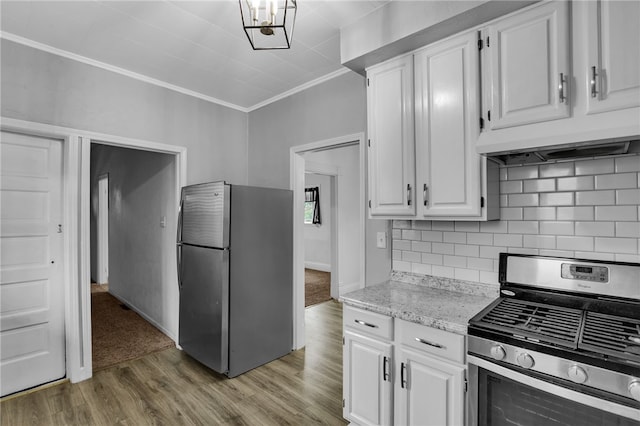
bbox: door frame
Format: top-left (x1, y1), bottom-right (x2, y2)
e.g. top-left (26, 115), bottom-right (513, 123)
top-left (96, 173), bottom-right (109, 285)
top-left (0, 116), bottom-right (186, 383)
top-left (290, 132), bottom-right (365, 349)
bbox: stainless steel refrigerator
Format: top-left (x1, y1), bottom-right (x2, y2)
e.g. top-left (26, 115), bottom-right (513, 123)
top-left (176, 181), bottom-right (293, 377)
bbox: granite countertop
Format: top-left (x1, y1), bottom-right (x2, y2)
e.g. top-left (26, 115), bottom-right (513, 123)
top-left (339, 273), bottom-right (499, 335)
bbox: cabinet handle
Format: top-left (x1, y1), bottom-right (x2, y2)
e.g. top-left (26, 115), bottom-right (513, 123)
top-left (407, 184), bottom-right (412, 206)
top-left (415, 337), bottom-right (446, 349)
top-left (354, 319), bottom-right (378, 328)
top-left (400, 362), bottom-right (407, 389)
top-left (423, 184), bottom-right (428, 207)
top-left (558, 73), bottom-right (567, 104)
top-left (590, 66), bottom-right (598, 98)
top-left (383, 356), bottom-right (390, 382)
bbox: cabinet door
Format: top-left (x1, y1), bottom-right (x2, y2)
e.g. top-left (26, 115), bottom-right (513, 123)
top-left (414, 31), bottom-right (482, 217)
top-left (343, 330), bottom-right (393, 426)
top-left (367, 55), bottom-right (416, 217)
top-left (395, 348), bottom-right (465, 426)
top-left (484, 1), bottom-right (570, 129)
top-left (585, 0), bottom-right (640, 114)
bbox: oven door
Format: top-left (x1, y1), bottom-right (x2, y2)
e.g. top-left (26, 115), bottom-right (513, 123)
top-left (467, 355), bottom-right (640, 426)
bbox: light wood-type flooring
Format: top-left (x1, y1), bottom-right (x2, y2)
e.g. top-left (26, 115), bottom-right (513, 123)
top-left (1, 300), bottom-right (347, 426)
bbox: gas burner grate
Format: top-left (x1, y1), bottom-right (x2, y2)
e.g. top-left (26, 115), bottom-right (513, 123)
top-left (476, 299), bottom-right (582, 349)
top-left (580, 312), bottom-right (640, 364)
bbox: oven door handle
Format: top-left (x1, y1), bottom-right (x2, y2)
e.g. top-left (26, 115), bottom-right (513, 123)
top-left (467, 355), bottom-right (640, 422)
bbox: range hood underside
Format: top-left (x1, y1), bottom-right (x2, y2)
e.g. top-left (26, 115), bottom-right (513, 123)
top-left (488, 139), bottom-right (640, 165)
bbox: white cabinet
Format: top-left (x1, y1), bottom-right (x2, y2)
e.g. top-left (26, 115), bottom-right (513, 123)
top-left (366, 32), bottom-right (498, 221)
top-left (481, 0), bottom-right (571, 129)
top-left (342, 306), bottom-right (467, 426)
top-left (395, 348), bottom-right (465, 426)
top-left (343, 331), bottom-right (393, 426)
top-left (343, 307), bottom-right (394, 426)
top-left (585, 0), bottom-right (640, 114)
top-left (394, 318), bottom-right (466, 426)
top-left (476, 0), bottom-right (640, 154)
top-left (367, 55), bottom-right (415, 217)
top-left (414, 31), bottom-right (488, 218)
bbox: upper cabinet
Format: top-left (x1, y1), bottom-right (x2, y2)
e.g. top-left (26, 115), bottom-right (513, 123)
top-left (366, 32), bottom-right (499, 221)
top-left (481, 1), bottom-right (571, 129)
top-left (367, 55), bottom-right (416, 217)
top-left (477, 0), bottom-right (640, 154)
top-left (585, 0), bottom-right (640, 114)
top-left (414, 32), bottom-right (484, 218)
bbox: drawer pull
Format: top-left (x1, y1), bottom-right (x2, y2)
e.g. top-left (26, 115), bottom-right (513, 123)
top-left (355, 319), bottom-right (378, 328)
top-left (415, 337), bottom-right (446, 349)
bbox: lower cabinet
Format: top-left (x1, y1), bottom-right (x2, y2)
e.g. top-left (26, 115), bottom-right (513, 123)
top-left (343, 305), bottom-right (466, 426)
top-left (395, 348), bottom-right (465, 426)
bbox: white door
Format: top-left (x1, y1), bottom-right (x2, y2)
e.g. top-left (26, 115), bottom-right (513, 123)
top-left (415, 31), bottom-right (482, 217)
top-left (343, 330), bottom-right (393, 426)
top-left (367, 54), bottom-right (416, 217)
top-left (484, 1), bottom-right (571, 129)
top-left (395, 347), bottom-right (465, 426)
top-left (585, 0), bottom-right (640, 114)
top-left (0, 131), bottom-right (65, 397)
top-left (97, 174), bottom-right (109, 285)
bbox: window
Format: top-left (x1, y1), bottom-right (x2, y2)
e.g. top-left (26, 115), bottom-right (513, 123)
top-left (304, 187), bottom-right (321, 225)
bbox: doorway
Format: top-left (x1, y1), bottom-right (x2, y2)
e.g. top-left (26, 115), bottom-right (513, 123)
top-left (89, 143), bottom-right (177, 370)
top-left (290, 133), bottom-right (365, 349)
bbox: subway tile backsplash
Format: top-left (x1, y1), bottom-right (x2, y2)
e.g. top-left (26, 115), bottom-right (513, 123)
top-left (392, 154), bottom-right (640, 285)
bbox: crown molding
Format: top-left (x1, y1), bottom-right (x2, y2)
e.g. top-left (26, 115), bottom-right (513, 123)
top-left (245, 67), bottom-right (352, 112)
top-left (1, 31), bottom-right (249, 112)
top-left (2, 31), bottom-right (353, 114)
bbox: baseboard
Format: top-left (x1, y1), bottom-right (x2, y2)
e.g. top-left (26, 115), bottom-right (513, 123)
top-left (107, 291), bottom-right (177, 342)
top-left (304, 261), bottom-right (331, 272)
top-left (340, 281), bottom-right (361, 295)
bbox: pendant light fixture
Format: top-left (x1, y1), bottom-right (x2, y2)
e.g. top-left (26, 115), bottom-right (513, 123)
top-left (239, 0), bottom-right (297, 50)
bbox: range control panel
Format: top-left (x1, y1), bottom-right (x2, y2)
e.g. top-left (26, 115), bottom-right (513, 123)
top-left (561, 263), bottom-right (609, 283)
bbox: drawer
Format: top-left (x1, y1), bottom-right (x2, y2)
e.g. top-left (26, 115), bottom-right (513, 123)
top-left (343, 305), bottom-right (393, 340)
top-left (396, 319), bottom-right (465, 364)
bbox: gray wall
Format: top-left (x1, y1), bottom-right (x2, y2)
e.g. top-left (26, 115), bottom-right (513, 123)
top-left (248, 71), bottom-right (391, 286)
top-left (1, 39), bottom-right (248, 186)
top-left (90, 145), bottom-right (177, 336)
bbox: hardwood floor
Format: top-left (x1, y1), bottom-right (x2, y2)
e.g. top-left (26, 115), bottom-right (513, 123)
top-left (1, 301), bottom-right (347, 426)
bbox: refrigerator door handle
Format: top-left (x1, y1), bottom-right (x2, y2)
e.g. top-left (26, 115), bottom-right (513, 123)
top-left (177, 243), bottom-right (183, 289)
top-left (177, 198), bottom-right (184, 289)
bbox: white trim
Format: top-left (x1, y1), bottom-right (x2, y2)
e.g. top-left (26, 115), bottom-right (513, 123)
top-left (304, 262), bottom-right (331, 272)
top-left (96, 174), bottom-right (109, 285)
top-left (247, 68), bottom-right (353, 112)
top-left (0, 31), bottom-right (246, 113)
top-left (290, 132), bottom-right (366, 350)
top-left (109, 293), bottom-right (175, 340)
top-left (1, 31), bottom-right (353, 113)
top-left (0, 116), bottom-right (186, 384)
top-left (305, 161), bottom-right (340, 176)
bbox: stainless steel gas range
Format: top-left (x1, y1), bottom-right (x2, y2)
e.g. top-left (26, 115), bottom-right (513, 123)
top-left (467, 253), bottom-right (640, 426)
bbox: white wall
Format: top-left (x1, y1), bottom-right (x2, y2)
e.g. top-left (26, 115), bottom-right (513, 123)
top-left (247, 71), bottom-right (391, 286)
top-left (90, 144), bottom-right (177, 337)
top-left (304, 145), bottom-right (361, 291)
top-left (304, 173), bottom-right (332, 272)
top-left (0, 39), bottom-right (248, 186)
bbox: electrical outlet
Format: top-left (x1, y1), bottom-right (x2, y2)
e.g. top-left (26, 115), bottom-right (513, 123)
top-left (376, 232), bottom-right (387, 249)
top-left (160, 216), bottom-right (166, 228)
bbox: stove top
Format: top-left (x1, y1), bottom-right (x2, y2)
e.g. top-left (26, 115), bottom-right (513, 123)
top-left (470, 297), bottom-right (640, 367)
top-left (468, 253), bottom-right (640, 371)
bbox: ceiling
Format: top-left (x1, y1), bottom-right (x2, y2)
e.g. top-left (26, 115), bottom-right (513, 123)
top-left (1, 0), bottom-right (391, 111)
